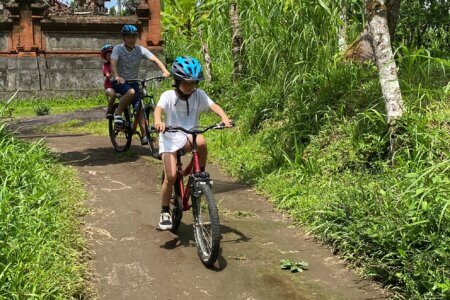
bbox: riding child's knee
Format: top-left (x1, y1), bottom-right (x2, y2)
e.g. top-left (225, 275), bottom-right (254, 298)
top-left (197, 135), bottom-right (207, 148)
top-left (105, 88), bottom-right (115, 97)
top-left (164, 173), bottom-right (177, 185)
top-left (127, 88), bottom-right (136, 96)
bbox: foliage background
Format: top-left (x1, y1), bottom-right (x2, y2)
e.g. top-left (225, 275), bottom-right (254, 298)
top-left (162, 0), bottom-right (449, 299)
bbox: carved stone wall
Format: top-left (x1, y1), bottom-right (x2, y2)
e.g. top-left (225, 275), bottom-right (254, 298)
top-left (0, 0), bottom-right (164, 97)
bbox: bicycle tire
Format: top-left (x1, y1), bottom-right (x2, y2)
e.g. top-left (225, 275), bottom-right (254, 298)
top-left (192, 183), bottom-right (220, 267)
top-left (170, 178), bottom-right (183, 233)
top-left (142, 103), bottom-right (159, 158)
top-left (108, 103), bottom-right (132, 152)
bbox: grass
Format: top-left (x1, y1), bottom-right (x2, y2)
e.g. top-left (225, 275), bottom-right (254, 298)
top-left (40, 119), bottom-right (108, 136)
top-left (161, 0), bottom-right (450, 297)
top-left (1, 94), bottom-right (106, 118)
top-left (0, 124), bottom-right (90, 298)
top-left (204, 81), bottom-right (449, 299)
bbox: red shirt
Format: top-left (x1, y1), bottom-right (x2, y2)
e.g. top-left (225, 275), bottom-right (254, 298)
top-left (102, 62), bottom-right (112, 89)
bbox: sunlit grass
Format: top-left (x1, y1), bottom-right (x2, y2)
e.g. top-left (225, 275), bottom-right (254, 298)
top-left (163, 0), bottom-right (450, 298)
top-left (40, 119), bottom-right (108, 136)
top-left (0, 126), bottom-right (90, 298)
top-left (1, 94), bottom-right (106, 118)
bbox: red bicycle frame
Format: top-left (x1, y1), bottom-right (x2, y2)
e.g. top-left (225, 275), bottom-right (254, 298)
top-left (159, 123), bottom-right (232, 211)
top-left (175, 144), bottom-right (201, 211)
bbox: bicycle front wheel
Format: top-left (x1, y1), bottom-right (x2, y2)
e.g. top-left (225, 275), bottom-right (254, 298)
top-left (109, 103), bottom-right (132, 152)
top-left (192, 183), bottom-right (220, 267)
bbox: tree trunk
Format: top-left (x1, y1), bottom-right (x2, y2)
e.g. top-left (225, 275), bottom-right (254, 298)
top-left (198, 27), bottom-right (212, 83)
top-left (338, 0), bottom-right (348, 52)
top-left (367, 0), bottom-right (404, 123)
top-left (344, 25), bottom-right (374, 61)
top-left (230, 2), bottom-right (244, 83)
top-left (344, 0), bottom-right (401, 61)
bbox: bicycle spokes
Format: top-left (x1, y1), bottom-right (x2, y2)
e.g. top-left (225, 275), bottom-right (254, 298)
top-left (192, 183), bottom-right (220, 267)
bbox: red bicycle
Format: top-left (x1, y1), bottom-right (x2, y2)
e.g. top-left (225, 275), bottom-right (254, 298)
top-left (159, 122), bottom-right (233, 267)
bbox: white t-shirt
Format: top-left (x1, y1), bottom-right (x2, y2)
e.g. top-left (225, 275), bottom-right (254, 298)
top-left (157, 89), bottom-right (214, 153)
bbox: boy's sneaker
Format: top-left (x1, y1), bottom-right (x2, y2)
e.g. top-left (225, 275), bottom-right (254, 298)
top-left (141, 136), bottom-right (149, 145)
top-left (156, 212), bottom-right (172, 231)
top-left (113, 114), bottom-right (124, 128)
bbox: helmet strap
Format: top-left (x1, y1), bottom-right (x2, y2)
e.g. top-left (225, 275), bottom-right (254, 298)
top-left (174, 83), bottom-right (194, 116)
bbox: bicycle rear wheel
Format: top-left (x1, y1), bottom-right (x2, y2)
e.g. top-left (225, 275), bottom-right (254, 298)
top-left (192, 183), bottom-right (220, 267)
top-left (109, 103), bottom-right (132, 152)
top-left (144, 103), bottom-right (159, 158)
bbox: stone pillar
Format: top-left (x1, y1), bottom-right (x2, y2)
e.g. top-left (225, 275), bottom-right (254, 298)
top-left (148, 0), bottom-right (162, 46)
top-left (17, 0), bottom-right (35, 53)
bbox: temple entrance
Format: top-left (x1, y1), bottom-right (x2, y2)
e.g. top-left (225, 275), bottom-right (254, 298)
top-left (0, 0), bottom-right (163, 97)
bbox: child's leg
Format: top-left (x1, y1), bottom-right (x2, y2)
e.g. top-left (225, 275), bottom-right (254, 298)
top-left (115, 87), bottom-right (135, 115)
top-left (105, 88), bottom-right (115, 114)
top-left (161, 152), bottom-right (178, 208)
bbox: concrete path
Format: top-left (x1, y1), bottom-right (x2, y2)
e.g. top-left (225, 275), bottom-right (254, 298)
top-left (39, 134), bottom-right (389, 300)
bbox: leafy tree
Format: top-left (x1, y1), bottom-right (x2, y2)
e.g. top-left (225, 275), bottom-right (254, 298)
top-left (108, 5), bottom-right (116, 15)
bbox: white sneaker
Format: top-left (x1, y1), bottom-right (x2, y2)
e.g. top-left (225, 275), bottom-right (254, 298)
top-left (156, 212), bottom-right (172, 231)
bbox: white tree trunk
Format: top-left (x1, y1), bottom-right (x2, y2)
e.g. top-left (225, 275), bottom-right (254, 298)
top-left (344, 0), bottom-right (400, 62)
top-left (230, 2), bottom-right (244, 82)
top-left (367, 0), bottom-right (404, 123)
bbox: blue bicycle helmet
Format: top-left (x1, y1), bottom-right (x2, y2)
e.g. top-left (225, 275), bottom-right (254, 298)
top-left (171, 56), bottom-right (204, 81)
top-left (121, 24), bottom-right (138, 36)
top-left (101, 44), bottom-right (113, 59)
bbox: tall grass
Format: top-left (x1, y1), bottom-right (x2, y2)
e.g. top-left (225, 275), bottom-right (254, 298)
top-left (164, 0), bottom-right (449, 298)
top-left (0, 125), bottom-right (89, 298)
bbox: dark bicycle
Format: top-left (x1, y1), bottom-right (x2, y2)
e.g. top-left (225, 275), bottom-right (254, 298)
top-left (159, 122), bottom-right (233, 267)
top-left (108, 76), bottom-right (165, 157)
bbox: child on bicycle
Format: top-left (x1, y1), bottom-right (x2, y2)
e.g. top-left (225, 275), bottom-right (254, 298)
top-left (154, 56), bottom-right (232, 230)
top-left (101, 44), bottom-right (115, 118)
top-left (111, 24), bottom-right (170, 144)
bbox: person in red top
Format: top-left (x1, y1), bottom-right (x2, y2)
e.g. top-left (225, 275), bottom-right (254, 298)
top-left (101, 44), bottom-right (116, 118)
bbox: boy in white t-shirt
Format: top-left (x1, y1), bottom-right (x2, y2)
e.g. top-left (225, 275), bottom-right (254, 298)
top-left (154, 56), bottom-right (232, 230)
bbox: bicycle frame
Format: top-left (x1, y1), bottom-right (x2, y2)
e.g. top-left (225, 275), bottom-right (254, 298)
top-left (174, 134), bottom-right (203, 211)
top-left (126, 77), bottom-right (160, 137)
top-left (161, 123), bottom-right (232, 212)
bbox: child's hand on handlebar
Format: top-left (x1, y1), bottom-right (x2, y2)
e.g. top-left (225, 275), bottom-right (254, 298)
top-left (220, 117), bottom-right (233, 128)
top-left (113, 76), bottom-right (125, 84)
top-left (154, 120), bottom-right (166, 132)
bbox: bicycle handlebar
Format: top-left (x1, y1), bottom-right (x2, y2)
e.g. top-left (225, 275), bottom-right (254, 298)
top-left (152, 121), bottom-right (234, 134)
top-left (125, 76), bottom-right (167, 84)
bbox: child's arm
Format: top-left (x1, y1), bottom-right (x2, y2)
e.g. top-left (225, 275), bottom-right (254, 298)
top-left (210, 103), bottom-right (232, 127)
top-left (154, 106), bottom-right (166, 132)
top-left (150, 55), bottom-right (171, 78)
top-left (111, 59), bottom-right (125, 83)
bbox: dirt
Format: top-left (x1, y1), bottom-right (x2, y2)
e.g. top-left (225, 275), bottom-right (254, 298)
top-left (12, 109), bottom-right (390, 300)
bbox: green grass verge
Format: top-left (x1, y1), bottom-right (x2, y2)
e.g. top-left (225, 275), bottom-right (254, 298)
top-left (40, 119), bottom-right (108, 136)
top-left (0, 125), bottom-right (89, 298)
top-left (202, 72), bottom-right (449, 299)
top-left (1, 94), bottom-right (106, 118)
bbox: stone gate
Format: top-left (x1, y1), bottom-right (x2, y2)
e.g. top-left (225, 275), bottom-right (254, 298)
top-left (0, 0), bottom-right (164, 98)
